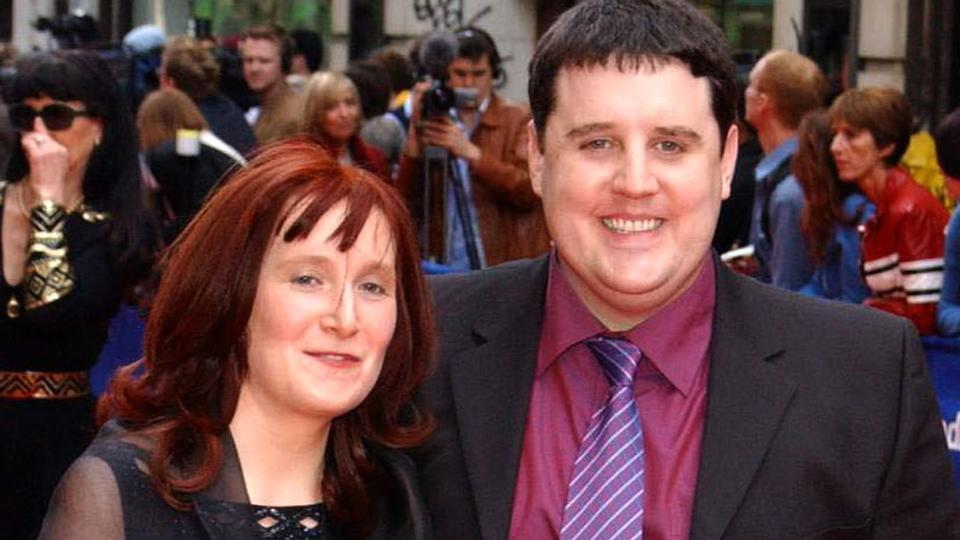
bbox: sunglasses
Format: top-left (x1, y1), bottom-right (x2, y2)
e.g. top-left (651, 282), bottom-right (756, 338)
top-left (9, 103), bottom-right (92, 132)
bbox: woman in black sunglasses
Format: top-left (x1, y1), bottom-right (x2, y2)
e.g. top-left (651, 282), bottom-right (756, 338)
top-left (0, 50), bottom-right (157, 540)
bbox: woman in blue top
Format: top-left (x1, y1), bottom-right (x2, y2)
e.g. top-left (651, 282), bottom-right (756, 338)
top-left (935, 109), bottom-right (960, 336)
top-left (794, 109), bottom-right (874, 303)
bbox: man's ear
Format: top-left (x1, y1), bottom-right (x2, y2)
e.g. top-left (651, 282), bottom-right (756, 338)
top-left (527, 120), bottom-right (545, 197)
top-left (720, 123), bottom-right (739, 200)
top-left (755, 91), bottom-right (770, 115)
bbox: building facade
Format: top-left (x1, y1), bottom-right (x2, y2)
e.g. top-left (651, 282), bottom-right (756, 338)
top-left (1, 1), bottom-right (957, 125)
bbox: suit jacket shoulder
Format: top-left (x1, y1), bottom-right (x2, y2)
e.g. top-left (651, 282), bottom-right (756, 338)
top-left (692, 264), bottom-right (960, 539)
top-left (428, 256), bottom-right (549, 344)
top-left (418, 257), bottom-right (549, 540)
top-left (717, 262), bottom-right (906, 342)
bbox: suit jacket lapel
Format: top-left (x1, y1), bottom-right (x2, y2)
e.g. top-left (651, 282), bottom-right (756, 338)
top-left (449, 257), bottom-right (548, 540)
top-left (690, 263), bottom-right (798, 540)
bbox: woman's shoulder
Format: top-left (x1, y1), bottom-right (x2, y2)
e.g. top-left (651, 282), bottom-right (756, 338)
top-left (79, 421), bottom-right (159, 491)
top-left (52, 421), bottom-right (210, 538)
top-left (887, 168), bottom-right (947, 217)
top-left (876, 173), bottom-right (948, 234)
top-left (38, 421), bottom-right (155, 539)
top-left (39, 449), bottom-right (126, 539)
top-left (368, 446), bottom-right (431, 540)
top-left (373, 445), bottom-right (418, 486)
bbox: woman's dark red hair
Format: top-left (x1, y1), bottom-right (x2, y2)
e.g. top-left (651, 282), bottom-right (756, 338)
top-left (97, 136), bottom-right (434, 537)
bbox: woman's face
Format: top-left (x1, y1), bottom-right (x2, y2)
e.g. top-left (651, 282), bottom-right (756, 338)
top-left (830, 119), bottom-right (892, 183)
top-left (22, 95), bottom-right (101, 171)
top-left (243, 200), bottom-right (397, 423)
top-left (320, 87), bottom-right (360, 144)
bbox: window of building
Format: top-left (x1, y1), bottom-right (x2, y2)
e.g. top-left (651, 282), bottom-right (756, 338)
top-left (695, 0), bottom-right (774, 54)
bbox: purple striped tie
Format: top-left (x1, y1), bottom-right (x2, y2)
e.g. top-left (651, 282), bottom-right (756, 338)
top-left (559, 336), bottom-right (644, 540)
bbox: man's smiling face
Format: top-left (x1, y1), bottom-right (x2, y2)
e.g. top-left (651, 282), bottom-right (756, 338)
top-left (528, 59), bottom-right (738, 329)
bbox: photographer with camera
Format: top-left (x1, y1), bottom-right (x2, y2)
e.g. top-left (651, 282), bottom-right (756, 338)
top-left (397, 27), bottom-right (548, 271)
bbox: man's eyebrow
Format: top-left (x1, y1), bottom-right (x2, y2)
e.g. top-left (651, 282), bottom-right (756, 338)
top-left (652, 126), bottom-right (703, 142)
top-left (565, 123), bottom-right (615, 140)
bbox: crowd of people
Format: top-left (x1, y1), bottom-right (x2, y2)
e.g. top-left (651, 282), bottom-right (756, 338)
top-left (1, 0), bottom-right (959, 538)
top-left (730, 47), bottom-right (960, 338)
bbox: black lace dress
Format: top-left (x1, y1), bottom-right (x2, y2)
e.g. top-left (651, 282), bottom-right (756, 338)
top-left (39, 422), bottom-right (431, 539)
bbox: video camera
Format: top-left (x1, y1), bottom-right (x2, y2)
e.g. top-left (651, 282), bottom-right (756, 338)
top-left (413, 30), bottom-right (484, 270)
top-left (35, 13), bottom-right (99, 49)
top-left (418, 30), bottom-right (479, 118)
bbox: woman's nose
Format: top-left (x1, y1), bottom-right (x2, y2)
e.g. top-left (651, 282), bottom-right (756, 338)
top-left (830, 134), bottom-right (844, 154)
top-left (320, 288), bottom-right (359, 337)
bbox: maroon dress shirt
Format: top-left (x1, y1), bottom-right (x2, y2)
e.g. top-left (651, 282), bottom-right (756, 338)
top-left (508, 252), bottom-right (715, 540)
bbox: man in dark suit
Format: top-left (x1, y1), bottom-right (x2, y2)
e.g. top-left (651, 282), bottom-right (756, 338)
top-left (415, 0), bottom-right (960, 538)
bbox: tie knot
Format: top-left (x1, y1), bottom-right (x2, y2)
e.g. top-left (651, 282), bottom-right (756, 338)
top-left (585, 336), bottom-right (642, 387)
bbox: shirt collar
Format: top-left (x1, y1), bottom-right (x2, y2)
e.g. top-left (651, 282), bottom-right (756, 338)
top-left (755, 136), bottom-right (797, 181)
top-left (478, 95), bottom-right (491, 113)
top-left (538, 250), bottom-right (607, 375)
top-left (451, 95), bottom-right (492, 133)
top-left (538, 250), bottom-right (716, 396)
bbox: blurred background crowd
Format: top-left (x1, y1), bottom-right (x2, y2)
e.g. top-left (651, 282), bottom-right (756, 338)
top-left (3, 0), bottom-right (960, 538)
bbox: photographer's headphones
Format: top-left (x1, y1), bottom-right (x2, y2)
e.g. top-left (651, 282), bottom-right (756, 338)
top-left (455, 26), bottom-right (504, 87)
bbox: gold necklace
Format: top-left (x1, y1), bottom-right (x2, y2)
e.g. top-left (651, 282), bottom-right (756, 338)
top-left (16, 184), bottom-right (84, 219)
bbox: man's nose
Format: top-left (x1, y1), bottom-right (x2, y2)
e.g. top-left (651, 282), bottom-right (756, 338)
top-left (613, 145), bottom-right (658, 198)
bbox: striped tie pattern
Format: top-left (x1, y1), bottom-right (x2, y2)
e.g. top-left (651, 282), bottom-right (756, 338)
top-left (559, 336), bottom-right (645, 540)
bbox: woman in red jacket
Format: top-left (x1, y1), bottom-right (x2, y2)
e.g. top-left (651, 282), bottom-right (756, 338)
top-left (829, 87), bottom-right (949, 334)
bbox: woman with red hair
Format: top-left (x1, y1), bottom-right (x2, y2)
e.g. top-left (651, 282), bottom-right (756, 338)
top-left (40, 137), bottom-right (434, 539)
top-left (793, 109), bottom-right (874, 303)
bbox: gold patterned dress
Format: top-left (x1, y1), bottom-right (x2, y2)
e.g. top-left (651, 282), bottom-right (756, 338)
top-left (0, 181), bottom-right (121, 540)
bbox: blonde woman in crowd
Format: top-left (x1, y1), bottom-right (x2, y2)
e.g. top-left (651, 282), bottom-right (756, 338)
top-left (303, 71), bottom-right (389, 181)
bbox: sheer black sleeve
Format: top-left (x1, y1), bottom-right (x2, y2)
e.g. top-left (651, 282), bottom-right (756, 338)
top-left (38, 455), bottom-right (124, 540)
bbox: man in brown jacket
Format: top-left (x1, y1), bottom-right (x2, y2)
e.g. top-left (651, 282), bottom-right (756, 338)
top-left (398, 28), bottom-right (548, 270)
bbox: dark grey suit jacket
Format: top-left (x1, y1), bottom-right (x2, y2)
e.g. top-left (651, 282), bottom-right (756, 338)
top-left (415, 255), bottom-right (960, 539)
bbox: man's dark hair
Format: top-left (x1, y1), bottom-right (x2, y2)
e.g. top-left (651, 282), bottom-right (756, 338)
top-left (936, 109), bottom-right (960, 178)
top-left (455, 26), bottom-right (503, 81)
top-left (345, 60), bottom-right (393, 118)
top-left (529, 0), bottom-right (737, 149)
top-left (371, 48), bottom-right (414, 95)
top-left (291, 28), bottom-right (324, 72)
